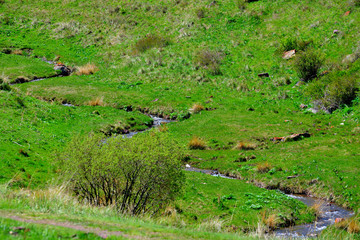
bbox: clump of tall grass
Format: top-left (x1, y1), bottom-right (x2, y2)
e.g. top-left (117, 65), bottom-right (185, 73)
top-left (256, 162), bottom-right (272, 173)
top-left (310, 200), bottom-right (324, 218)
top-left (335, 218), bottom-right (360, 234)
top-left (75, 63), bottom-right (99, 75)
top-left (12, 49), bottom-right (23, 55)
top-left (280, 37), bottom-right (313, 52)
top-left (195, 50), bottom-right (223, 75)
top-left (198, 218), bottom-right (224, 232)
top-left (295, 49), bottom-right (324, 82)
top-left (133, 34), bottom-right (169, 54)
top-left (234, 141), bottom-right (256, 150)
top-left (261, 211), bottom-right (279, 230)
top-left (188, 136), bottom-right (207, 150)
top-left (88, 97), bottom-right (104, 106)
top-left (190, 103), bottom-right (204, 114)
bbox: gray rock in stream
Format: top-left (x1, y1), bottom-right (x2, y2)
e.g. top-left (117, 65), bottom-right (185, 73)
top-left (54, 64), bottom-right (71, 76)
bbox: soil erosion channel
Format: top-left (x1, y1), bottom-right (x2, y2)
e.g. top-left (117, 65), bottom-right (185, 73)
top-left (185, 167), bottom-right (354, 238)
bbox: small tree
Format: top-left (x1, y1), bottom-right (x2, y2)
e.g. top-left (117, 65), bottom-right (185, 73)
top-left (60, 132), bottom-right (185, 215)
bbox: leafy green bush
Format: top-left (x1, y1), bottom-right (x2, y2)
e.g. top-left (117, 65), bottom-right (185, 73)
top-left (294, 50), bottom-right (324, 82)
top-left (60, 132), bottom-right (185, 215)
top-left (133, 34), bottom-right (169, 54)
top-left (306, 75), bottom-right (359, 111)
top-left (325, 77), bottom-right (358, 108)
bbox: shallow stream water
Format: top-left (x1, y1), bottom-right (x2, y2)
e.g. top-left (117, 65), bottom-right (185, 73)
top-left (185, 166), bottom-right (353, 238)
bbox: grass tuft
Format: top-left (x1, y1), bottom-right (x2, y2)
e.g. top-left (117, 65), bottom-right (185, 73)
top-left (310, 200), bottom-right (324, 218)
top-left (195, 50), bottom-right (223, 75)
top-left (348, 219), bottom-right (360, 233)
top-left (256, 162), bottom-right (272, 173)
top-left (133, 34), bottom-right (169, 54)
top-left (234, 142), bottom-right (256, 150)
top-left (75, 63), bottom-right (99, 75)
top-left (12, 49), bottom-right (23, 55)
top-left (88, 97), bottom-right (104, 106)
top-left (188, 136), bottom-right (207, 150)
top-left (295, 49), bottom-right (324, 82)
top-left (191, 104), bottom-right (204, 114)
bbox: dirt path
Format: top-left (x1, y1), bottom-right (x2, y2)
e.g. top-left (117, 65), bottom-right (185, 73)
top-left (1, 214), bottom-right (145, 239)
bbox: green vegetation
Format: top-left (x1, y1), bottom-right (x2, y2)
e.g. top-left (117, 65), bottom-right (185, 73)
top-left (0, 91), bottom-right (152, 188)
top-left (61, 133), bottom-right (185, 215)
top-left (294, 49), bottom-right (324, 82)
top-left (0, 53), bottom-right (58, 83)
top-left (1, 0), bottom-right (360, 238)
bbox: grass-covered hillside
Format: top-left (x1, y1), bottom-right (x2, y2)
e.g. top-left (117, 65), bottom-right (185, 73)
top-left (1, 0), bottom-right (360, 239)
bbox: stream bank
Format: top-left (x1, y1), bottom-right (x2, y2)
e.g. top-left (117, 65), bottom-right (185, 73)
top-left (185, 166), bottom-right (353, 238)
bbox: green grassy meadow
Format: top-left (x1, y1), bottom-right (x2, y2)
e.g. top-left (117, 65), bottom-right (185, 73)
top-left (1, 0), bottom-right (360, 239)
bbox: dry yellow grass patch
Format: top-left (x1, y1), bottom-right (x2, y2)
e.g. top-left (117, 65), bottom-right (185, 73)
top-left (348, 220), bottom-right (360, 233)
top-left (12, 49), bottom-right (23, 55)
top-left (261, 211), bottom-right (279, 230)
top-left (88, 97), bottom-right (104, 106)
top-left (234, 141), bottom-right (257, 150)
top-left (188, 136), bottom-right (207, 150)
top-left (75, 63), bottom-right (99, 75)
top-left (310, 200), bottom-right (324, 218)
top-left (191, 103), bottom-right (204, 114)
top-left (256, 162), bottom-right (272, 173)
top-left (335, 219), bottom-right (360, 234)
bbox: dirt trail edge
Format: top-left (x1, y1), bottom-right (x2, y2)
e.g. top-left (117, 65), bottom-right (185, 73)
top-left (1, 213), bottom-right (145, 239)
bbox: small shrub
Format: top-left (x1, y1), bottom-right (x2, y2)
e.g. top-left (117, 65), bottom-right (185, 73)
top-left (295, 50), bottom-right (324, 82)
top-left (191, 103), bottom-right (204, 114)
top-left (75, 63), bottom-right (98, 75)
top-left (234, 141), bottom-right (256, 150)
top-left (306, 75), bottom-right (359, 111)
top-left (188, 136), bottom-right (206, 150)
top-left (256, 162), bottom-right (272, 173)
top-left (88, 97), bottom-right (104, 106)
top-left (60, 133), bottom-right (185, 215)
top-left (281, 37), bottom-right (312, 52)
top-left (325, 77), bottom-right (358, 109)
top-left (195, 50), bottom-right (223, 75)
top-left (133, 34), bottom-right (169, 54)
top-left (195, 8), bottom-right (206, 18)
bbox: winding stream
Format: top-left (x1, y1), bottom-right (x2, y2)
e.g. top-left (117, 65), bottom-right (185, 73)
top-left (10, 59), bottom-right (353, 238)
top-left (185, 166), bottom-right (354, 238)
